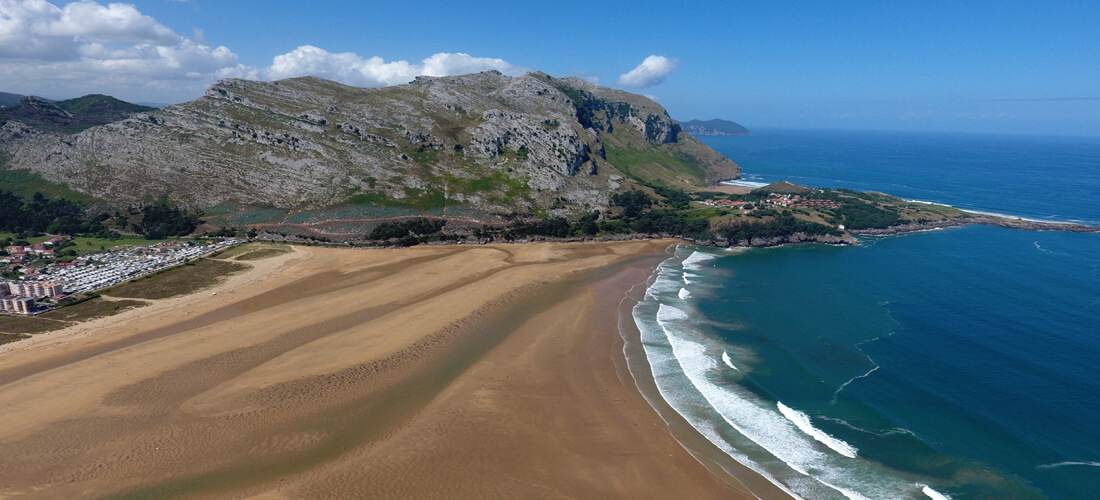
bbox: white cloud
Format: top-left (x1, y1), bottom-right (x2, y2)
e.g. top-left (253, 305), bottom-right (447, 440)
top-left (228, 45), bottom-right (525, 88)
top-left (0, 0), bottom-right (181, 58)
top-left (0, 1), bottom-right (526, 102)
top-left (0, 0), bottom-right (237, 101)
top-left (617, 55), bottom-right (679, 88)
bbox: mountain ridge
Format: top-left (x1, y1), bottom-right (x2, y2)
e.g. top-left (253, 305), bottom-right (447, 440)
top-left (0, 72), bottom-right (739, 218)
top-left (0, 94), bottom-right (155, 134)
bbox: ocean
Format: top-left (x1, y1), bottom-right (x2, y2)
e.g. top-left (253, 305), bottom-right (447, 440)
top-left (627, 129), bottom-right (1100, 499)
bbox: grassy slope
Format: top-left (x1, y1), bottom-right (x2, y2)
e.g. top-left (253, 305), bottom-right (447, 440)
top-left (601, 127), bottom-right (708, 189)
top-left (0, 155), bottom-right (101, 204)
top-left (103, 258), bottom-right (250, 300)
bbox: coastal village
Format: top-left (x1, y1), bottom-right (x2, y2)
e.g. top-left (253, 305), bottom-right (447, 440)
top-left (0, 237), bottom-right (243, 315)
top-left (700, 193), bottom-right (842, 210)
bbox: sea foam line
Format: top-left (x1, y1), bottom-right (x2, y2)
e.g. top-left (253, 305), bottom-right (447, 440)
top-left (830, 365), bottom-right (879, 405)
top-left (1036, 461), bottom-right (1100, 469)
top-left (630, 296), bottom-right (806, 499)
top-left (651, 302), bottom-right (915, 499)
top-left (777, 402), bottom-right (859, 458)
top-left (905, 200), bottom-right (1088, 225)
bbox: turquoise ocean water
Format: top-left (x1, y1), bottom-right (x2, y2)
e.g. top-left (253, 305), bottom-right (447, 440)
top-left (629, 130), bottom-right (1100, 499)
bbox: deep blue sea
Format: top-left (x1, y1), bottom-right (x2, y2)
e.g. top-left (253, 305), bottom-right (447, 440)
top-left (629, 129), bottom-right (1100, 499)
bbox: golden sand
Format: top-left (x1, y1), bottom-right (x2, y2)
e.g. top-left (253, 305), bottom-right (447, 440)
top-left (0, 242), bottom-right (760, 499)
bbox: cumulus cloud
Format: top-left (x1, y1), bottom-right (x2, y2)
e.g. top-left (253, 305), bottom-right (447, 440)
top-left (0, 0), bottom-right (525, 102)
top-left (0, 0), bottom-right (237, 101)
top-left (222, 45), bottom-right (525, 88)
top-left (617, 55), bottom-right (679, 88)
top-left (0, 0), bottom-right (182, 58)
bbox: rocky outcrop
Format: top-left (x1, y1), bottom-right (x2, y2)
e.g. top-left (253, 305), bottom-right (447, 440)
top-left (851, 216), bottom-right (1100, 235)
top-left (0, 72), bottom-right (740, 217)
top-left (684, 232), bottom-right (859, 248)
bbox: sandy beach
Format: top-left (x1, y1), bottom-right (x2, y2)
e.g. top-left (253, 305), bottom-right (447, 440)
top-left (0, 241), bottom-right (763, 499)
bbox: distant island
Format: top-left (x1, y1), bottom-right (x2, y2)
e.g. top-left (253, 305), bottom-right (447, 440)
top-left (678, 118), bottom-right (751, 136)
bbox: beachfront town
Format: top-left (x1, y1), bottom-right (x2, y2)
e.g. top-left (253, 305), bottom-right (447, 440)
top-left (700, 193), bottom-right (842, 210)
top-left (1, 238), bottom-right (244, 315)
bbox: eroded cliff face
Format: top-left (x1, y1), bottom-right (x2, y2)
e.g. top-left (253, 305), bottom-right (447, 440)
top-left (0, 71), bottom-right (739, 215)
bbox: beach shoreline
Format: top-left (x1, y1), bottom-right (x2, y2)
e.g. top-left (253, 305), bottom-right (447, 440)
top-left (613, 247), bottom-right (794, 499)
top-left (0, 240), bottom-right (771, 499)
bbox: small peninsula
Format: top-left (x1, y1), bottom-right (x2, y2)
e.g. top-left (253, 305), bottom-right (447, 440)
top-left (678, 118), bottom-right (752, 136)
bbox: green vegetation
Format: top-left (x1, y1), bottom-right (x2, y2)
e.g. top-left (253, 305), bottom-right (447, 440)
top-left (352, 180), bottom-right (971, 248)
top-left (68, 235), bottom-right (167, 253)
top-left (0, 315), bottom-right (67, 335)
top-left (610, 190), bottom-right (652, 217)
top-left (0, 93), bottom-right (153, 134)
top-left (210, 242), bottom-right (287, 260)
top-left (103, 259), bottom-right (250, 300)
top-left (131, 195), bottom-right (202, 239)
top-left (0, 333), bottom-right (30, 346)
top-left (369, 218), bottom-right (448, 246)
top-left (233, 244), bottom-right (291, 261)
top-left (208, 243), bottom-right (258, 259)
top-left (0, 167), bottom-right (99, 204)
top-left (715, 212), bottom-right (840, 242)
top-left (410, 148), bottom-right (439, 166)
top-left (447, 170), bottom-right (530, 204)
top-left (0, 189), bottom-right (115, 236)
top-left (40, 297), bottom-right (148, 322)
top-left (0, 297), bottom-right (149, 339)
top-left (603, 130), bottom-right (707, 188)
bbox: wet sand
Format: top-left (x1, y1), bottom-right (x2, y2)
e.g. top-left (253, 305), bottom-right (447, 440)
top-left (0, 241), bottom-right (762, 499)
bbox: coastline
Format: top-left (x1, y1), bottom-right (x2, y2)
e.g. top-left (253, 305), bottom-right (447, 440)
top-left (615, 248), bottom-right (794, 499)
top-left (850, 214), bottom-right (1100, 236)
top-left (0, 240), bottom-right (768, 499)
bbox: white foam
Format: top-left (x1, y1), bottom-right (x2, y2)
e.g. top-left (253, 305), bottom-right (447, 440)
top-left (1036, 461), bottom-right (1100, 469)
top-left (678, 287), bottom-right (691, 300)
top-left (905, 199), bottom-right (953, 207)
top-left (777, 402), bottom-right (859, 458)
top-left (963, 209), bottom-right (1076, 224)
top-left (918, 484), bottom-right (952, 500)
top-left (648, 303), bottom-right (913, 498)
top-left (631, 264), bottom-right (927, 499)
top-left (681, 250), bottom-right (718, 271)
top-left (830, 365), bottom-right (879, 405)
top-left (723, 180), bottom-right (770, 188)
top-left (722, 351), bottom-right (739, 371)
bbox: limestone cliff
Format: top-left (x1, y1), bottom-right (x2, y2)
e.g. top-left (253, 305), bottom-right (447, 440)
top-left (0, 72), bottom-right (739, 216)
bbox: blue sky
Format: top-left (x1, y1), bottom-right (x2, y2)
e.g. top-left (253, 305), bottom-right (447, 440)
top-left (2, 0), bottom-right (1098, 136)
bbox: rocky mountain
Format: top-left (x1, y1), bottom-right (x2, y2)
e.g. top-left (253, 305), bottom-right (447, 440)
top-left (0, 94), bottom-right (155, 134)
top-left (0, 72), bottom-right (739, 218)
top-left (678, 118), bottom-right (750, 136)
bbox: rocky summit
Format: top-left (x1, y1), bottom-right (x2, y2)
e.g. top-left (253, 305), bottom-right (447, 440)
top-left (0, 71), bottom-right (738, 217)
